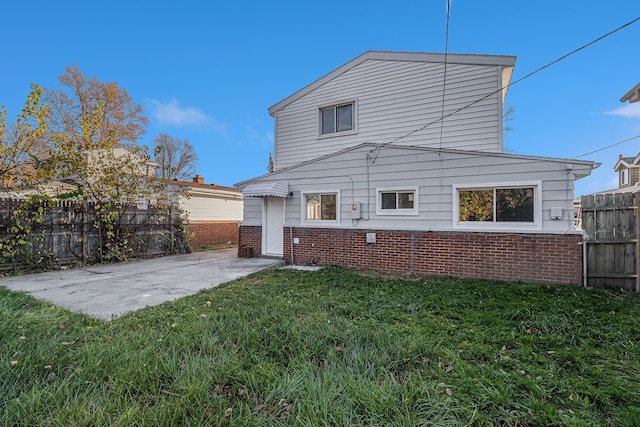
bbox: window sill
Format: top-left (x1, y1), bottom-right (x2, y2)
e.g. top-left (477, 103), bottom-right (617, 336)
top-left (318, 130), bottom-right (358, 140)
top-left (376, 210), bottom-right (419, 216)
top-left (453, 221), bottom-right (542, 232)
top-left (301, 220), bottom-right (340, 227)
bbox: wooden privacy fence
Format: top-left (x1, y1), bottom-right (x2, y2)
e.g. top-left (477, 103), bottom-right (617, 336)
top-left (581, 192), bottom-right (639, 291)
top-left (0, 198), bottom-right (189, 272)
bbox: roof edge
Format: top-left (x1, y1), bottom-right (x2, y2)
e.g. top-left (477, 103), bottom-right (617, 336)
top-left (620, 82), bottom-right (640, 103)
top-left (236, 143), bottom-right (599, 187)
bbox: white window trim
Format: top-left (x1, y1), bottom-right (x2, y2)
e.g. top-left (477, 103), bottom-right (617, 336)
top-left (621, 168), bottom-right (629, 186)
top-left (301, 189), bottom-right (341, 225)
top-left (452, 181), bottom-right (542, 231)
top-left (317, 100), bottom-right (358, 139)
top-left (376, 186), bottom-right (419, 216)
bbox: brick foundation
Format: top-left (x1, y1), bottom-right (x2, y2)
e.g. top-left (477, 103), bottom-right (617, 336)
top-left (187, 222), bottom-right (239, 248)
top-left (238, 225), bottom-right (583, 285)
top-left (238, 225), bottom-right (262, 258)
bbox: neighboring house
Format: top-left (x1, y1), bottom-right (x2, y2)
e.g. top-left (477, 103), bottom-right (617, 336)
top-left (612, 83), bottom-right (640, 190)
top-left (236, 51), bottom-right (599, 285)
top-left (587, 83), bottom-right (640, 195)
top-left (171, 175), bottom-right (243, 247)
top-left (0, 147), bottom-right (158, 200)
top-left (613, 154), bottom-right (640, 190)
top-left (573, 83), bottom-right (640, 227)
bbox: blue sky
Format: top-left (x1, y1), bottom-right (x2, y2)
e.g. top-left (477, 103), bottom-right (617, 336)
top-left (1, 1), bottom-right (639, 196)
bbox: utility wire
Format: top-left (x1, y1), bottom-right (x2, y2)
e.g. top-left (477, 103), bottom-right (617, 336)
top-left (386, 16), bottom-right (640, 147)
top-left (438, 0), bottom-right (452, 150)
top-left (573, 134), bottom-right (640, 159)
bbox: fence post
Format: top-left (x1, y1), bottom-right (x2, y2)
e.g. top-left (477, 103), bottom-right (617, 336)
top-left (170, 206), bottom-right (175, 253)
top-left (636, 193), bottom-right (640, 293)
top-left (81, 201), bottom-right (87, 265)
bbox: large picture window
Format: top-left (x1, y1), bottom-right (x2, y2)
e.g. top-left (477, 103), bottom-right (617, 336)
top-left (304, 192), bottom-right (338, 222)
top-left (454, 183), bottom-right (541, 229)
top-left (320, 102), bottom-right (354, 135)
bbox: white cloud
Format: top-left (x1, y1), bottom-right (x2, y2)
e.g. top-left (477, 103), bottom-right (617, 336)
top-left (149, 99), bottom-right (225, 132)
top-left (606, 103), bottom-right (640, 119)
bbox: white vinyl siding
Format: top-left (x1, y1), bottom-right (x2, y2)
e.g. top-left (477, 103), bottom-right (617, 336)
top-left (179, 193), bottom-right (242, 222)
top-left (241, 197), bottom-right (263, 226)
top-left (274, 59), bottom-right (504, 170)
top-left (239, 144), bottom-right (592, 234)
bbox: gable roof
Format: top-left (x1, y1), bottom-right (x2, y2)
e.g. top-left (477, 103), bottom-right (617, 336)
top-left (614, 157), bottom-right (637, 171)
top-left (614, 153), bottom-right (640, 171)
top-left (267, 51), bottom-right (517, 117)
top-left (621, 82), bottom-right (640, 103)
top-left (236, 143), bottom-right (599, 188)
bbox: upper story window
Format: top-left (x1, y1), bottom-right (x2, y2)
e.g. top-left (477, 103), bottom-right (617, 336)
top-left (320, 102), bottom-right (355, 136)
top-left (621, 168), bottom-right (629, 186)
top-left (376, 187), bottom-right (419, 216)
top-left (454, 182), bottom-right (542, 230)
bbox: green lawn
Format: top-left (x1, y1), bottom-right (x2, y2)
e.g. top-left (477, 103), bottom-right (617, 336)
top-left (2, 267), bottom-right (640, 426)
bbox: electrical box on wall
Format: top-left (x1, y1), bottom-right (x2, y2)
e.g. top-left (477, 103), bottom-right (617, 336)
top-left (351, 202), bottom-right (361, 219)
top-left (550, 207), bottom-right (563, 220)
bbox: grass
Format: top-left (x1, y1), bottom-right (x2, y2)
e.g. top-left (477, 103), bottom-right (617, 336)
top-left (2, 267), bottom-right (640, 426)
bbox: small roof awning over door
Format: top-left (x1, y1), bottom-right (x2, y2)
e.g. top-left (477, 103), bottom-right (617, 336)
top-left (242, 182), bottom-right (289, 198)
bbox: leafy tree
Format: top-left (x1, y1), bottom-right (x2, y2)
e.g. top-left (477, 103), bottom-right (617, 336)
top-left (41, 66), bottom-right (182, 261)
top-left (0, 85), bottom-right (51, 189)
top-left (459, 189), bottom-right (493, 221)
top-left (38, 65), bottom-right (164, 205)
top-left (44, 65), bottom-right (147, 151)
top-left (152, 133), bottom-right (198, 180)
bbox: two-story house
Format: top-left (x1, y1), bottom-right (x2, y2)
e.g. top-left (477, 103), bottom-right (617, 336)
top-left (581, 83), bottom-right (640, 197)
top-left (612, 83), bottom-right (640, 191)
top-left (236, 51), bottom-right (599, 285)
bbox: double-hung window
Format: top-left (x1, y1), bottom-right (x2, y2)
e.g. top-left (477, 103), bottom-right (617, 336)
top-left (454, 182), bottom-right (541, 229)
top-left (376, 187), bottom-right (419, 215)
top-left (303, 191), bottom-right (339, 223)
top-left (320, 102), bottom-right (355, 136)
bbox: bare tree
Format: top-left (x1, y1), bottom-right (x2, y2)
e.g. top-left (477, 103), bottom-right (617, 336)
top-left (152, 133), bottom-right (198, 180)
top-left (504, 105), bottom-right (515, 132)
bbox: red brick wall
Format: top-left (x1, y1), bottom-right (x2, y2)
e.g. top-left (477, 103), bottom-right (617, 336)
top-left (278, 227), bottom-right (583, 285)
top-left (187, 222), bottom-right (239, 248)
top-left (238, 225), bottom-right (262, 257)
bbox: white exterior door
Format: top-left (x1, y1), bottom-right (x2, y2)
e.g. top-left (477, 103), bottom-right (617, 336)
top-left (263, 197), bottom-right (284, 257)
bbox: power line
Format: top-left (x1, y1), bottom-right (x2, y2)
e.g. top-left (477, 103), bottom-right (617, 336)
top-left (573, 134), bottom-right (640, 159)
top-left (386, 16), bottom-right (640, 147)
top-left (438, 0), bottom-right (452, 150)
